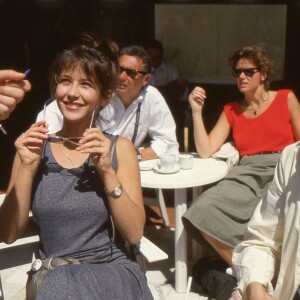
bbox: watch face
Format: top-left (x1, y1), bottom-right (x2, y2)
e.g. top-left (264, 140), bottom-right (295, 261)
top-left (115, 187), bottom-right (122, 196)
top-left (107, 185), bottom-right (122, 199)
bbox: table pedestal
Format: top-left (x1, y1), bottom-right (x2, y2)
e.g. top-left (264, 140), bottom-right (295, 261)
top-left (140, 157), bottom-right (228, 294)
top-left (174, 188), bottom-right (187, 293)
top-left (174, 186), bottom-right (204, 292)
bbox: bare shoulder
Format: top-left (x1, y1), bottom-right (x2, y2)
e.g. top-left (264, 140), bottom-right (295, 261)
top-left (115, 136), bottom-right (136, 157)
top-left (287, 89), bottom-right (298, 100)
top-left (286, 90), bottom-right (300, 107)
top-left (115, 136), bottom-right (139, 172)
top-left (116, 136), bottom-right (134, 148)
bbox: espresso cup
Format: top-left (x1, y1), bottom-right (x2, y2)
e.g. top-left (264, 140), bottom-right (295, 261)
top-left (179, 154), bottom-right (193, 170)
top-left (159, 153), bottom-right (177, 170)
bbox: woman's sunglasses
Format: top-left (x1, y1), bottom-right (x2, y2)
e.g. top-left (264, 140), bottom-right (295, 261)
top-left (119, 66), bottom-right (148, 79)
top-left (43, 98), bottom-right (97, 146)
top-left (232, 68), bottom-right (259, 78)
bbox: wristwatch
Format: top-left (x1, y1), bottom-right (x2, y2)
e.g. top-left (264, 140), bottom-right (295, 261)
top-left (136, 150), bottom-right (142, 162)
top-left (105, 184), bottom-right (123, 199)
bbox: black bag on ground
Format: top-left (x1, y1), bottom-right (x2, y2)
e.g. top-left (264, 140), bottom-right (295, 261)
top-left (192, 256), bottom-right (237, 300)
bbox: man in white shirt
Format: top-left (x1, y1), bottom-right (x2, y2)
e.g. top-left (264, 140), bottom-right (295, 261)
top-left (37, 45), bottom-right (179, 161)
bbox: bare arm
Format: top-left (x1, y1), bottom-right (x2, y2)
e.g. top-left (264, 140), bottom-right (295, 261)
top-left (0, 70), bottom-right (31, 120)
top-left (110, 137), bottom-right (145, 244)
top-left (288, 91), bottom-right (300, 140)
top-left (246, 283), bottom-right (277, 300)
top-left (78, 129), bottom-right (145, 245)
top-left (190, 86), bottom-right (231, 158)
top-left (139, 146), bottom-right (157, 161)
top-left (0, 121), bottom-right (48, 243)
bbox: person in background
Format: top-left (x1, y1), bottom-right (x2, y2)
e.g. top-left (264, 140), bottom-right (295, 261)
top-left (37, 45), bottom-right (179, 161)
top-left (182, 45), bottom-right (300, 268)
top-left (0, 33), bottom-right (153, 300)
top-left (0, 69), bottom-right (31, 120)
top-left (145, 39), bottom-right (188, 150)
top-left (231, 141), bottom-right (300, 300)
top-left (146, 39), bottom-right (181, 87)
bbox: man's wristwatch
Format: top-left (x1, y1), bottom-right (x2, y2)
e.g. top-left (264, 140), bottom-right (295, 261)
top-left (136, 150), bottom-right (142, 162)
top-left (105, 184), bottom-right (123, 199)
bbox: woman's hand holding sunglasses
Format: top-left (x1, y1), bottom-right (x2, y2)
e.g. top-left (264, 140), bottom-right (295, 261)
top-left (15, 121), bottom-right (49, 168)
top-left (76, 128), bottom-right (112, 174)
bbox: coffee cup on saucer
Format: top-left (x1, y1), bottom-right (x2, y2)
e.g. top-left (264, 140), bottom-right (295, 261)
top-left (159, 153), bottom-right (177, 170)
top-left (179, 154), bottom-right (193, 170)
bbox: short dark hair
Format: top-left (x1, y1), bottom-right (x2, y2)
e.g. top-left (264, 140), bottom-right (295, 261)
top-left (146, 39), bottom-right (164, 53)
top-left (119, 45), bottom-right (151, 74)
top-left (49, 32), bottom-right (119, 98)
top-left (228, 45), bottom-right (273, 90)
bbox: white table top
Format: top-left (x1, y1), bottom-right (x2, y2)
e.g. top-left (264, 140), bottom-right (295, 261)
top-left (140, 157), bottom-right (228, 189)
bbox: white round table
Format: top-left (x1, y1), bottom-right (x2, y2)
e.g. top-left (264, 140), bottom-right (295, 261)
top-left (140, 157), bottom-right (228, 293)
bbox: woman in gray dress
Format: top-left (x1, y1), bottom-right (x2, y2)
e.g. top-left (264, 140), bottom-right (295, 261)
top-left (0, 33), bottom-right (153, 300)
top-left (182, 45), bottom-right (300, 267)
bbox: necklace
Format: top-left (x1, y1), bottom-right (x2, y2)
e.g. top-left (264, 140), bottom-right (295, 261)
top-left (59, 144), bottom-right (75, 167)
top-left (247, 90), bottom-right (270, 116)
top-left (245, 103), bottom-right (260, 116)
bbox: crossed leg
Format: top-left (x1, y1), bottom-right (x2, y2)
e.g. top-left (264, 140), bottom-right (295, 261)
top-left (201, 231), bottom-right (233, 266)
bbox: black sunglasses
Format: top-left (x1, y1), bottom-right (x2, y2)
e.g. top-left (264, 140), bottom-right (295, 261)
top-left (232, 68), bottom-right (259, 78)
top-left (119, 66), bottom-right (148, 79)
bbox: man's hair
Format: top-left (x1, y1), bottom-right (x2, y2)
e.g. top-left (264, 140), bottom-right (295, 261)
top-left (146, 39), bottom-right (164, 55)
top-left (119, 45), bottom-right (151, 74)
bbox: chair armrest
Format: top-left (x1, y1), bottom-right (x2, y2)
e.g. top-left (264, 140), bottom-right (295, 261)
top-left (137, 236), bottom-right (168, 263)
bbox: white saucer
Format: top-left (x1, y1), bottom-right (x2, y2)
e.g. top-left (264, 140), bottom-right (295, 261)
top-left (139, 160), bottom-right (156, 171)
top-left (153, 164), bottom-right (180, 174)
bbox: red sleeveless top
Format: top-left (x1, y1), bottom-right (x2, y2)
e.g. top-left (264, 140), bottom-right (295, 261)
top-left (224, 89), bottom-right (295, 156)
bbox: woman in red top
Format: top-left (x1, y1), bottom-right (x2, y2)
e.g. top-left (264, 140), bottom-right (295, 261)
top-left (182, 46), bottom-right (300, 269)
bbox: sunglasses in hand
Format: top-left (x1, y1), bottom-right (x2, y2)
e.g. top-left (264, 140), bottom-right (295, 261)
top-left (119, 66), bottom-right (148, 79)
top-left (232, 68), bottom-right (259, 78)
top-left (43, 98), bottom-right (97, 146)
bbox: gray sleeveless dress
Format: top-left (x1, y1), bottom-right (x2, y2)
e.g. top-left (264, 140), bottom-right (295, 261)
top-left (31, 134), bottom-right (153, 300)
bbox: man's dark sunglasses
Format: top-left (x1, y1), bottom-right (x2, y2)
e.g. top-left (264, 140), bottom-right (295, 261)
top-left (119, 66), bottom-right (148, 79)
top-left (232, 68), bottom-right (259, 78)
